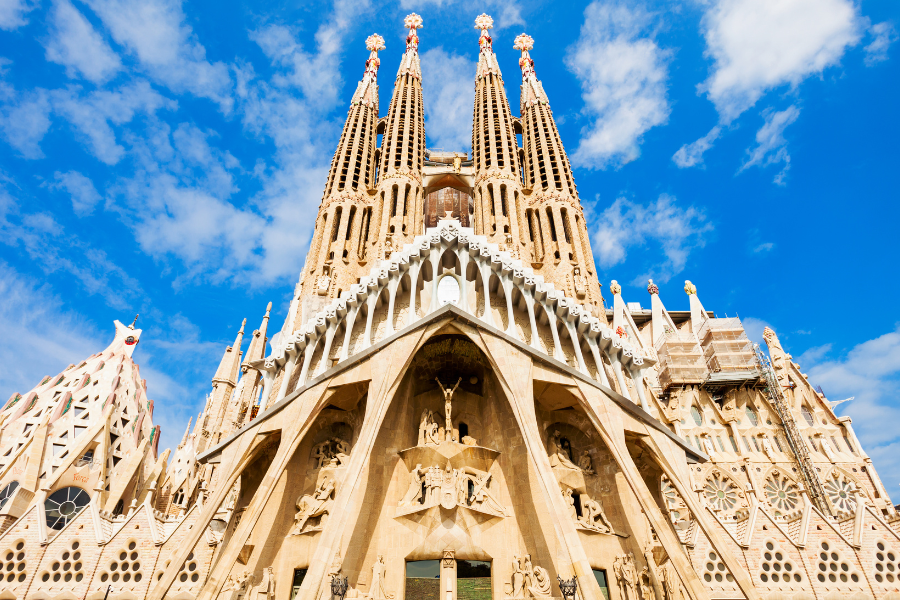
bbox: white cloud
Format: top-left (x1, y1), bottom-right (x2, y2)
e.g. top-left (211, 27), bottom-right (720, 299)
top-left (0, 84), bottom-right (51, 159)
top-left (739, 104), bottom-right (800, 185)
top-left (44, 0), bottom-right (122, 83)
top-left (565, 0), bottom-right (670, 169)
top-left (49, 170), bottom-right (102, 215)
top-left (421, 47), bottom-right (475, 152)
top-left (752, 241), bottom-right (775, 253)
top-left (864, 21), bottom-right (898, 66)
top-left (82, 0), bottom-right (232, 109)
top-left (740, 317), bottom-right (772, 345)
top-left (797, 327), bottom-right (900, 501)
top-left (672, 125), bottom-right (721, 168)
top-left (592, 193), bottom-right (712, 282)
top-left (0, 0), bottom-right (35, 30)
top-left (52, 80), bottom-right (175, 164)
top-left (699, 0), bottom-right (864, 123)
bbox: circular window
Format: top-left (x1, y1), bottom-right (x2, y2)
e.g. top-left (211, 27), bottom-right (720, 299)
top-left (437, 275), bottom-right (460, 306)
top-left (44, 487), bottom-right (90, 530)
top-left (0, 481), bottom-right (19, 510)
top-left (691, 406), bottom-right (703, 426)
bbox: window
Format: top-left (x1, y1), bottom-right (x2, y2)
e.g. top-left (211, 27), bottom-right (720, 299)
top-left (801, 406), bottom-right (815, 426)
top-left (690, 406), bottom-right (703, 426)
top-left (457, 560), bottom-right (491, 600)
top-left (593, 569), bottom-right (610, 600)
top-left (728, 436), bottom-right (738, 452)
top-left (0, 481), bottom-right (19, 510)
top-left (290, 568), bottom-right (308, 600)
top-left (745, 406), bottom-right (758, 426)
top-left (44, 486), bottom-right (90, 530)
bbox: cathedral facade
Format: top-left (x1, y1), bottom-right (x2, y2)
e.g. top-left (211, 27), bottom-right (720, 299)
top-left (0, 13), bottom-right (896, 600)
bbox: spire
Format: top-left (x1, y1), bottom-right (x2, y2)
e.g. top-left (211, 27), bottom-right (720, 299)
top-left (397, 13), bottom-right (423, 79)
top-left (514, 33), bottom-right (549, 108)
top-left (180, 417), bottom-right (193, 447)
top-left (241, 302), bottom-right (272, 371)
top-left (351, 34), bottom-right (385, 109)
top-left (475, 14), bottom-right (502, 78)
top-left (212, 319), bottom-right (245, 387)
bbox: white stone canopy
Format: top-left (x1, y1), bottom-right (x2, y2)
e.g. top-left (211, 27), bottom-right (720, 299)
top-left (259, 219), bottom-right (655, 410)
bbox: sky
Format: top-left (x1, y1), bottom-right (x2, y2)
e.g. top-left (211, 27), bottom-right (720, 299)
top-left (0, 0), bottom-right (898, 499)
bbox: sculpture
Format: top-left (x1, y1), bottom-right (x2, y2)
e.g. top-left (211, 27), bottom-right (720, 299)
top-left (639, 567), bottom-right (654, 600)
top-left (506, 555), bottom-right (552, 598)
top-left (293, 478), bottom-right (335, 534)
top-left (700, 435), bottom-right (716, 457)
top-left (548, 431), bottom-right (579, 470)
top-left (468, 471), bottom-right (508, 516)
top-left (661, 561), bottom-right (681, 600)
top-left (760, 435), bottom-right (777, 462)
top-left (580, 496), bottom-right (613, 533)
top-left (399, 464), bottom-right (424, 506)
top-left (418, 409), bottom-right (442, 446)
top-left (614, 554), bottom-right (639, 600)
top-left (368, 555), bottom-right (394, 600)
top-left (435, 377), bottom-right (462, 442)
top-left (820, 436), bottom-right (838, 462)
top-left (562, 487), bottom-right (577, 521)
top-left (253, 567), bottom-right (275, 600)
top-left (312, 437), bottom-right (351, 469)
top-left (578, 450), bottom-right (595, 475)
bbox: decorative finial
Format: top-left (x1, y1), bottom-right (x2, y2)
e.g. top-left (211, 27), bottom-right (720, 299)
top-left (684, 280), bottom-right (697, 295)
top-left (513, 33), bottom-right (534, 52)
top-left (404, 13), bottom-right (423, 31)
top-left (265, 301), bottom-right (273, 314)
top-left (609, 280), bottom-right (621, 295)
top-left (647, 279), bottom-right (658, 295)
top-left (763, 327), bottom-right (776, 341)
top-left (475, 13), bottom-right (494, 31)
top-left (130, 314), bottom-right (139, 329)
top-left (365, 34), bottom-right (385, 53)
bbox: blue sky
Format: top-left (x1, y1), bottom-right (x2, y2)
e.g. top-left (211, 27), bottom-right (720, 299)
top-left (1, 0), bottom-right (898, 498)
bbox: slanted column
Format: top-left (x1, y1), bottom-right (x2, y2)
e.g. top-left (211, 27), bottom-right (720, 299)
top-left (339, 305), bottom-right (360, 361)
top-left (479, 262), bottom-right (495, 327)
top-left (629, 368), bottom-right (650, 412)
top-left (407, 262), bottom-right (420, 325)
top-left (363, 294), bottom-right (378, 348)
top-left (276, 354), bottom-right (299, 401)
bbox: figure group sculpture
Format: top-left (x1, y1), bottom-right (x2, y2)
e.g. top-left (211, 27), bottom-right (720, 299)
top-left (562, 486), bottom-right (614, 533)
top-left (398, 462), bottom-right (507, 516)
top-left (548, 430), bottom-right (594, 474)
top-left (505, 554), bottom-right (553, 598)
top-left (292, 477), bottom-right (336, 534)
top-left (418, 377), bottom-right (477, 446)
top-left (312, 437), bottom-right (350, 469)
top-left (614, 554), bottom-right (639, 600)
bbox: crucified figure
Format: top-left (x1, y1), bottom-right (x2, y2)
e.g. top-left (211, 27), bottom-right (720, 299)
top-left (436, 377), bottom-right (462, 442)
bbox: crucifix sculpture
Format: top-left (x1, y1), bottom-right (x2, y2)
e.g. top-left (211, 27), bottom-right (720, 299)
top-left (435, 377), bottom-right (462, 442)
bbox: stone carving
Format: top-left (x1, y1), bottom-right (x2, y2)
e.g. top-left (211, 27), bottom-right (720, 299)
top-left (399, 464), bottom-right (424, 506)
top-left (312, 437), bottom-right (350, 469)
top-left (819, 435), bottom-right (838, 462)
top-left (661, 561), bottom-right (681, 600)
top-left (563, 487), bottom-right (577, 520)
top-left (417, 409), bottom-right (442, 446)
top-left (700, 434), bottom-right (716, 457)
top-left (253, 567), bottom-right (275, 600)
top-left (614, 554), bottom-right (639, 600)
top-left (462, 435), bottom-right (477, 446)
top-left (367, 555), bottom-right (394, 600)
top-left (548, 430), bottom-right (579, 470)
top-left (467, 471), bottom-right (507, 515)
top-left (578, 450), bottom-right (595, 474)
top-left (435, 376), bottom-right (462, 442)
top-left (573, 267), bottom-right (586, 298)
top-left (639, 567), bottom-right (655, 600)
top-left (580, 496), bottom-right (613, 533)
top-left (505, 554), bottom-right (551, 598)
top-left (220, 571), bottom-right (253, 600)
top-left (292, 478), bottom-right (335, 534)
top-left (720, 390), bottom-right (737, 422)
top-left (759, 435), bottom-right (777, 461)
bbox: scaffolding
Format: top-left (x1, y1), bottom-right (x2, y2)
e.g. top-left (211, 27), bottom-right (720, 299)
top-left (698, 317), bottom-right (759, 373)
top-left (655, 331), bottom-right (709, 392)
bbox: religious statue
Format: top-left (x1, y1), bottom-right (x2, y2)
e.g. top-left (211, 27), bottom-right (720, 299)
top-left (399, 464), bottom-right (425, 506)
top-left (436, 377), bottom-right (462, 442)
top-left (293, 478), bottom-right (335, 534)
top-left (578, 450), bottom-right (595, 475)
top-left (506, 555), bottom-right (552, 598)
top-left (562, 487), bottom-right (578, 521)
top-left (253, 567), bottom-right (275, 600)
top-left (548, 431), bottom-right (579, 470)
top-left (367, 555), bottom-right (394, 600)
top-left (661, 561), bottom-right (681, 600)
top-left (580, 496), bottom-right (613, 533)
top-left (614, 554), bottom-right (639, 600)
top-left (418, 409), bottom-right (442, 446)
top-left (820, 436), bottom-right (838, 462)
top-left (700, 435), bottom-right (716, 457)
top-left (639, 567), bottom-right (654, 600)
top-left (760, 435), bottom-right (777, 462)
top-left (312, 437), bottom-right (351, 469)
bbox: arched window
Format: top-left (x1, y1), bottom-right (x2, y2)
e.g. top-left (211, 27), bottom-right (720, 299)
top-left (45, 486), bottom-right (90, 530)
top-left (744, 406), bottom-right (758, 426)
top-left (801, 406), bottom-right (815, 427)
top-left (690, 405), bottom-right (703, 426)
top-left (0, 481), bottom-right (19, 510)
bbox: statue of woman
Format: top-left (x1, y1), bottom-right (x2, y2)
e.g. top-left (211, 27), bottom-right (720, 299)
top-left (400, 464), bottom-right (424, 506)
top-left (369, 555), bottom-right (393, 600)
top-left (548, 431), bottom-right (579, 470)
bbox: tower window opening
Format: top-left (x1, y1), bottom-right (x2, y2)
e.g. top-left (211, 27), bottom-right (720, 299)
top-left (391, 186), bottom-right (399, 218)
top-left (459, 422), bottom-right (468, 438)
top-left (403, 185), bottom-right (410, 217)
top-left (547, 208), bottom-right (557, 242)
top-left (488, 185), bottom-right (496, 216)
top-left (526, 209), bottom-right (535, 241)
top-left (560, 208), bottom-right (572, 243)
top-left (500, 185), bottom-right (509, 217)
top-left (345, 206), bottom-right (357, 240)
top-left (330, 207), bottom-right (342, 242)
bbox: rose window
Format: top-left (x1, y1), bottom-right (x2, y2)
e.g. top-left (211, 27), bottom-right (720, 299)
top-left (44, 486), bottom-right (90, 530)
top-left (763, 474), bottom-right (800, 513)
top-left (824, 476), bottom-right (858, 513)
top-left (703, 474), bottom-right (739, 512)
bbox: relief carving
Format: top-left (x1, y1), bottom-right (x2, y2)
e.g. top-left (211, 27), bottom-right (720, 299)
top-left (505, 554), bottom-right (552, 599)
top-left (292, 477), bottom-right (335, 535)
top-left (614, 553), bottom-right (639, 600)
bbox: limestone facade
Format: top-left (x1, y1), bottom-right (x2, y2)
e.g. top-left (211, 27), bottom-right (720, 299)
top-left (0, 13), bottom-right (897, 600)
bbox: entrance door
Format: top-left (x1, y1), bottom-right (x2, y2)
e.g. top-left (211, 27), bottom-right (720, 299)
top-left (456, 560), bottom-right (491, 600)
top-left (424, 187), bottom-right (473, 228)
top-left (406, 560), bottom-right (441, 600)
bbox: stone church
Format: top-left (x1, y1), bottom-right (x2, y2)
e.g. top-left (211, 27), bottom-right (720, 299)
top-left (0, 12), bottom-right (897, 600)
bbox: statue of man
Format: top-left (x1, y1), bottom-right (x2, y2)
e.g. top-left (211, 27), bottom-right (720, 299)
top-left (436, 377), bottom-right (462, 441)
